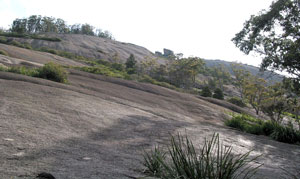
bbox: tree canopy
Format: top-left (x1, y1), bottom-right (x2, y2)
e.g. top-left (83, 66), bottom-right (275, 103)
top-left (232, 0), bottom-right (300, 78)
top-left (9, 15), bottom-right (114, 40)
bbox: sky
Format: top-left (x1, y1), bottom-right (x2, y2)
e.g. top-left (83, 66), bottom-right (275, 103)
top-left (0, 0), bottom-right (275, 67)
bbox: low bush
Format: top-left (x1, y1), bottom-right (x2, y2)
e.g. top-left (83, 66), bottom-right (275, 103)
top-left (0, 50), bottom-right (8, 56)
top-left (228, 97), bottom-right (247, 107)
top-left (74, 66), bottom-right (127, 79)
top-left (9, 40), bottom-right (24, 48)
top-left (36, 62), bottom-right (68, 83)
top-left (213, 88), bottom-right (224, 100)
top-left (201, 86), bottom-right (212, 97)
top-left (261, 121), bottom-right (276, 136)
top-left (2, 63), bottom-right (68, 83)
top-left (138, 75), bottom-right (177, 90)
top-left (0, 36), bottom-right (7, 43)
top-left (225, 114), bottom-right (300, 144)
top-left (270, 123), bottom-right (300, 144)
top-left (0, 32), bottom-right (61, 42)
top-left (7, 66), bottom-right (38, 76)
top-left (143, 133), bottom-right (261, 179)
top-left (225, 116), bottom-right (246, 131)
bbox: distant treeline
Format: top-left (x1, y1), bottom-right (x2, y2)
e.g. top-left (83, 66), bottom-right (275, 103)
top-left (8, 15), bottom-right (114, 40)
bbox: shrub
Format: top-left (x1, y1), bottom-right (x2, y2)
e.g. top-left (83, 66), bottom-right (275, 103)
top-left (225, 114), bottom-right (264, 135)
top-left (225, 116), bottom-right (246, 131)
top-left (111, 63), bottom-right (125, 71)
top-left (142, 133), bottom-right (261, 179)
top-left (270, 124), bottom-right (300, 144)
top-left (7, 66), bottom-right (38, 76)
top-left (245, 123), bottom-right (263, 135)
top-left (39, 47), bottom-right (58, 55)
top-left (9, 40), bottom-right (24, 48)
top-left (201, 86), bottom-right (212, 97)
top-left (261, 121), bottom-right (276, 136)
top-left (225, 114), bottom-right (300, 144)
top-left (0, 50), bottom-right (8, 56)
top-left (36, 62), bottom-right (68, 83)
top-left (0, 65), bottom-right (8, 71)
top-left (213, 88), bottom-right (224, 100)
top-left (228, 97), bottom-right (247, 107)
top-left (0, 36), bottom-right (7, 43)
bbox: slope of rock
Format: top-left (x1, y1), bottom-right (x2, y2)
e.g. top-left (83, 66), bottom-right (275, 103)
top-left (0, 70), bottom-right (299, 179)
top-left (1, 34), bottom-right (165, 63)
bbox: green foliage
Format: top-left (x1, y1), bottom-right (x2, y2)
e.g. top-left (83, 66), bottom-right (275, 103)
top-left (142, 133), bottom-right (261, 179)
top-left (0, 36), bottom-right (7, 43)
top-left (0, 65), bottom-right (7, 71)
top-left (232, 0), bottom-right (300, 77)
top-left (0, 50), bottom-right (8, 56)
top-left (213, 88), bottom-right (224, 100)
top-left (261, 121), bottom-right (276, 136)
top-left (7, 66), bottom-right (39, 76)
top-left (206, 64), bottom-right (231, 89)
top-left (168, 57), bottom-right (205, 88)
top-left (0, 38), bottom-right (33, 49)
top-left (225, 114), bottom-right (300, 144)
top-left (270, 123), bottom-right (300, 144)
top-left (125, 54), bottom-right (137, 74)
top-left (1, 63), bottom-right (68, 83)
top-left (225, 116), bottom-right (246, 131)
top-left (244, 76), bottom-right (267, 115)
top-left (228, 97), bottom-right (247, 107)
top-left (201, 86), bottom-right (212, 97)
top-left (138, 75), bottom-right (177, 90)
top-left (110, 63), bottom-right (125, 71)
top-left (9, 15), bottom-right (114, 40)
top-left (74, 65), bottom-right (128, 79)
top-left (261, 82), bottom-right (289, 123)
top-left (143, 146), bottom-right (166, 177)
top-left (36, 62), bottom-right (68, 83)
top-left (0, 32), bottom-right (61, 42)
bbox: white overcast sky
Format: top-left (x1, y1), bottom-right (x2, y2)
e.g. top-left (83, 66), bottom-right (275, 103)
top-left (0, 0), bottom-right (274, 66)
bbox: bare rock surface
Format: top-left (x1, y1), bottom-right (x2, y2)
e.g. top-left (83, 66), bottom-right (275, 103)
top-left (0, 44), bottom-right (85, 67)
top-left (0, 70), bottom-right (299, 179)
top-left (1, 34), bottom-right (165, 63)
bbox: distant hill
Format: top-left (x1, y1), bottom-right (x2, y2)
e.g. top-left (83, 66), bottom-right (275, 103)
top-left (203, 59), bottom-right (284, 83)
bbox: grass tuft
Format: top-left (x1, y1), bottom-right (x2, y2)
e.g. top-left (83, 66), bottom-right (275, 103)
top-left (143, 133), bottom-right (261, 179)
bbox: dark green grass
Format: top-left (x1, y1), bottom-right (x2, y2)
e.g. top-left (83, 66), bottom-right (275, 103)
top-left (225, 114), bottom-right (300, 144)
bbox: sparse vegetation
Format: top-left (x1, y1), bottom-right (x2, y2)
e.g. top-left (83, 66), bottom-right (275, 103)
top-left (142, 133), bottom-right (261, 179)
top-left (0, 32), bottom-right (61, 42)
top-left (0, 49), bottom-right (8, 56)
top-left (228, 97), bottom-right (247, 107)
top-left (0, 63), bottom-right (68, 83)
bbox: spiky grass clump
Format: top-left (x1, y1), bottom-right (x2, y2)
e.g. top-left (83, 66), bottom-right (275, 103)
top-left (143, 133), bottom-right (261, 179)
top-left (143, 146), bottom-right (166, 177)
